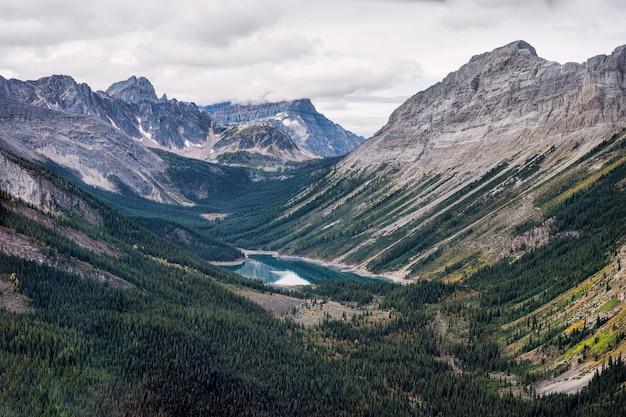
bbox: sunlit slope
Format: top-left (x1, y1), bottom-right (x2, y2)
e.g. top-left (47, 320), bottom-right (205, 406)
top-left (435, 138), bottom-right (626, 392)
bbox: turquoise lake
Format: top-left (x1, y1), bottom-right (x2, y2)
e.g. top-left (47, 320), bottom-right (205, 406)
top-left (224, 255), bottom-right (371, 286)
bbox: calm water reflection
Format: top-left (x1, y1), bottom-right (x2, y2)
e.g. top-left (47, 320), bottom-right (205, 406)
top-left (225, 255), bottom-right (369, 286)
top-left (230, 257), bottom-right (311, 286)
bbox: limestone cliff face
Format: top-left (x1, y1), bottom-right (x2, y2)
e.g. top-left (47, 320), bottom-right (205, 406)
top-left (342, 41), bottom-right (626, 185)
top-left (0, 152), bottom-right (57, 211)
top-left (0, 151), bottom-right (101, 223)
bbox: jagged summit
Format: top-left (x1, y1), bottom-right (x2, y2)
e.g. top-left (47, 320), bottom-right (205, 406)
top-left (0, 74), bottom-right (100, 115)
top-left (0, 71), bottom-right (364, 198)
top-left (106, 76), bottom-right (158, 104)
top-left (469, 40), bottom-right (538, 64)
top-left (364, 40), bottom-right (601, 160)
top-left (32, 74), bottom-right (85, 91)
top-left (506, 39), bottom-right (537, 56)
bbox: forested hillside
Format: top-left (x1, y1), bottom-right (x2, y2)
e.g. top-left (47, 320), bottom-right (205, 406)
top-left (2, 138), bottom-right (626, 415)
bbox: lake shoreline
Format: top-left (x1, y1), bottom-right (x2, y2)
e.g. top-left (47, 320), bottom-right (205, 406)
top-left (213, 249), bottom-right (402, 283)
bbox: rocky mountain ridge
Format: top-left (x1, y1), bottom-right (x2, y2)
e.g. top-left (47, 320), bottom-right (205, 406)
top-left (344, 40), bottom-right (625, 179)
top-left (0, 74), bottom-right (361, 200)
top-left (106, 75), bottom-right (161, 104)
top-left (212, 124), bottom-right (316, 167)
top-left (0, 74), bottom-right (362, 161)
top-left (0, 75), bottom-right (215, 150)
top-left (346, 40), bottom-right (626, 241)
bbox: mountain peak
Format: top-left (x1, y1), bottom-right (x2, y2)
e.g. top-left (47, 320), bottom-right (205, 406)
top-left (349, 39), bottom-right (626, 190)
top-left (469, 40), bottom-right (538, 66)
top-left (106, 76), bottom-right (158, 104)
top-left (501, 40), bottom-right (537, 57)
top-left (291, 98), bottom-right (314, 108)
top-left (30, 75), bottom-right (88, 98)
top-left (38, 74), bottom-right (80, 86)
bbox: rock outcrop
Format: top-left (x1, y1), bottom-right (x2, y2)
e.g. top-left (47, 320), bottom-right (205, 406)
top-left (212, 124), bottom-right (317, 166)
top-left (0, 151), bottom-right (102, 223)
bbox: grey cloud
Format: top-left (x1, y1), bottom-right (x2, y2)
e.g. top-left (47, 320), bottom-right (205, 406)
top-left (0, 1), bottom-right (284, 48)
top-left (159, 1), bottom-right (285, 47)
top-left (1, 0), bottom-right (625, 138)
top-left (246, 56), bottom-right (422, 104)
top-left (134, 30), bottom-right (315, 69)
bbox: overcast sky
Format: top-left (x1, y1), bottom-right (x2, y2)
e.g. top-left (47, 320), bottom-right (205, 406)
top-left (1, 0), bottom-right (625, 138)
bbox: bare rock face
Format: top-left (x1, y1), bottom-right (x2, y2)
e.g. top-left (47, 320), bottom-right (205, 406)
top-left (0, 74), bottom-right (214, 201)
top-left (106, 76), bottom-right (215, 149)
top-left (0, 152), bottom-right (56, 211)
top-left (0, 74), bottom-right (215, 151)
top-left (0, 75), bottom-right (103, 116)
top-left (0, 152), bottom-right (102, 223)
top-left (0, 96), bottom-right (187, 204)
top-left (343, 41), bottom-right (626, 183)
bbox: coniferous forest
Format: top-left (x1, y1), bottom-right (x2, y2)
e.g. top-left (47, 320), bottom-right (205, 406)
top-left (2, 145), bottom-right (626, 416)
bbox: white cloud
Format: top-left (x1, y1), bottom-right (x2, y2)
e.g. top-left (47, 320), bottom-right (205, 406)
top-left (0, 0), bottom-right (625, 137)
top-left (134, 30), bottom-right (315, 69)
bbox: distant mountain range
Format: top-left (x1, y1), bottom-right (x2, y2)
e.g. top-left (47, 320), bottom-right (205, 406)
top-left (0, 74), bottom-right (216, 150)
top-left (204, 99), bottom-right (365, 157)
top-left (0, 74), bottom-right (363, 200)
